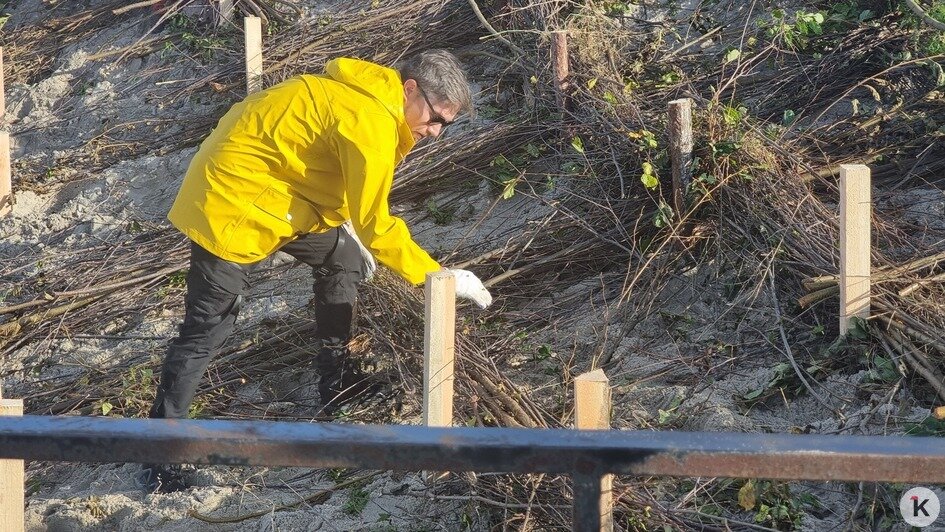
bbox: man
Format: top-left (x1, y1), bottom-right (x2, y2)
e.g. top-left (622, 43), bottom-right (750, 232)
top-left (141, 50), bottom-right (492, 492)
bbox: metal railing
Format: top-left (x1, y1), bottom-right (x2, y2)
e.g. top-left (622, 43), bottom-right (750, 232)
top-left (2, 415), bottom-right (945, 530)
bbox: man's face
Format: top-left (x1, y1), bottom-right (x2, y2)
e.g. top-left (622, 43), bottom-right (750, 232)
top-left (403, 79), bottom-right (458, 142)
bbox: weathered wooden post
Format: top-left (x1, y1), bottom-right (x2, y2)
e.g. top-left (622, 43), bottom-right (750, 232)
top-left (244, 16), bottom-right (263, 95)
top-left (839, 164), bottom-right (871, 336)
top-left (0, 387), bottom-right (24, 532)
top-left (573, 369), bottom-right (613, 532)
top-left (0, 47), bottom-right (10, 217)
top-left (668, 98), bottom-right (693, 219)
top-left (423, 270), bottom-right (456, 429)
top-left (552, 30), bottom-right (569, 112)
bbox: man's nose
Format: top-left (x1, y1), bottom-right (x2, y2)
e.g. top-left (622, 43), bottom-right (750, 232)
top-left (428, 123), bottom-right (443, 138)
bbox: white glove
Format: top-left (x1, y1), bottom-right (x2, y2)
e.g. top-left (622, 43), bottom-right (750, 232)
top-left (448, 269), bottom-right (493, 309)
top-left (341, 221), bottom-right (376, 281)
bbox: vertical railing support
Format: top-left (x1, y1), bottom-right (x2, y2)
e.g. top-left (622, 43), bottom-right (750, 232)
top-left (573, 369), bottom-right (613, 532)
top-left (244, 16), bottom-right (263, 95)
top-left (839, 164), bottom-right (871, 336)
top-left (572, 472), bottom-right (606, 532)
top-left (668, 98), bottom-right (693, 219)
top-left (423, 270), bottom-right (456, 428)
top-left (0, 388), bottom-right (24, 532)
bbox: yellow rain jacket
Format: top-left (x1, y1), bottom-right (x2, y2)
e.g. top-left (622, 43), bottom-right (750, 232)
top-left (168, 58), bottom-right (441, 285)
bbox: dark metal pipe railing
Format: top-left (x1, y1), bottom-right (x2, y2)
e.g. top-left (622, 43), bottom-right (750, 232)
top-left (2, 416), bottom-right (945, 531)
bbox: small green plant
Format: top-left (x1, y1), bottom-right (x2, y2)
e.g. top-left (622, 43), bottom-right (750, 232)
top-left (343, 486), bottom-right (370, 516)
top-left (488, 143), bottom-right (545, 199)
top-left (905, 416), bottom-right (945, 437)
top-left (656, 394), bottom-right (683, 426)
top-left (424, 199), bottom-right (456, 225)
top-left (736, 480), bottom-right (814, 529)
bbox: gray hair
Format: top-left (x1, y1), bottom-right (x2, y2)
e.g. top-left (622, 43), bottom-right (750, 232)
top-left (397, 49), bottom-right (474, 118)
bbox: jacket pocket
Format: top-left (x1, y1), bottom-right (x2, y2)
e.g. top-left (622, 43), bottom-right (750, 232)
top-left (222, 186), bottom-right (320, 259)
top-left (252, 186), bottom-right (318, 233)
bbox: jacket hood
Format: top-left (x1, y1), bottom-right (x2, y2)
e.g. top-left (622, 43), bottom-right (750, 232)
top-left (325, 57), bottom-right (414, 157)
top-left (325, 58), bottom-right (404, 122)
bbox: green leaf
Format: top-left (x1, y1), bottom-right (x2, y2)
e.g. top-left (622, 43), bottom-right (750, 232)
top-left (501, 178), bottom-right (518, 199)
top-left (602, 91), bottom-right (618, 105)
top-left (724, 49), bottom-right (741, 63)
top-left (782, 109), bottom-right (796, 126)
top-left (101, 402), bottom-right (113, 416)
top-left (723, 106), bottom-right (742, 126)
top-left (640, 162), bottom-right (658, 189)
top-left (742, 388), bottom-right (764, 401)
top-left (586, 77), bottom-right (598, 90)
top-left (570, 136), bottom-right (585, 154)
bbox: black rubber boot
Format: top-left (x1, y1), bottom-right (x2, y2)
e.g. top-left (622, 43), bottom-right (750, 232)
top-left (316, 341), bottom-right (379, 415)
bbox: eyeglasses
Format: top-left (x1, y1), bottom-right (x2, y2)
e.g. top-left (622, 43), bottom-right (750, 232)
top-left (416, 84), bottom-right (454, 128)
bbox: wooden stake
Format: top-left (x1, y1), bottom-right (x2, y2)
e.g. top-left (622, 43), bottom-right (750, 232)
top-left (423, 270), bottom-right (456, 428)
top-left (0, 132), bottom-right (11, 217)
top-left (552, 31), bottom-right (569, 112)
top-left (0, 47), bottom-right (6, 119)
top-left (244, 16), bottom-right (263, 95)
top-left (573, 369), bottom-right (613, 532)
top-left (668, 98), bottom-right (693, 218)
top-left (839, 164), bottom-right (871, 336)
top-left (0, 391), bottom-right (24, 532)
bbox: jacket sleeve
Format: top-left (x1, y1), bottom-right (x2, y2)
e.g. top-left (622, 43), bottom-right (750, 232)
top-left (333, 115), bottom-right (441, 285)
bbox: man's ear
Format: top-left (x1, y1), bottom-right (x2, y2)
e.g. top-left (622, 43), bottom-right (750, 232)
top-left (402, 78), bottom-right (417, 95)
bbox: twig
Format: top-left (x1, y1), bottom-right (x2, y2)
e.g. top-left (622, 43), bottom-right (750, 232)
top-left (188, 471), bottom-right (383, 523)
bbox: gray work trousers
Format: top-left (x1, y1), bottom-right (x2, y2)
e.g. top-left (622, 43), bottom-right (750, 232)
top-left (150, 228), bottom-right (364, 419)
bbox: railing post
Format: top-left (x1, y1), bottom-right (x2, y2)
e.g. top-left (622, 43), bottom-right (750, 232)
top-left (668, 98), bottom-right (693, 219)
top-left (0, 388), bottom-right (24, 532)
top-left (839, 164), bottom-right (871, 336)
top-left (572, 472), bottom-right (605, 532)
top-left (244, 16), bottom-right (263, 95)
top-left (573, 369), bottom-right (613, 532)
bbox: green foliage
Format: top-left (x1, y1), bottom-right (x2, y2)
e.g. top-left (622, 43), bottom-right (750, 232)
top-left (424, 199), bottom-right (456, 225)
top-left (652, 198), bottom-right (673, 228)
top-left (735, 480), bottom-right (814, 529)
top-left (905, 416), bottom-right (945, 436)
top-left (640, 162), bottom-right (659, 189)
top-left (167, 13), bottom-right (232, 61)
top-left (488, 143), bottom-right (545, 199)
top-left (344, 486), bottom-right (370, 515)
top-left (656, 394), bottom-right (683, 426)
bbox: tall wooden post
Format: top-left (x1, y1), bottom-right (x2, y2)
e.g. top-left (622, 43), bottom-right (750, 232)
top-left (0, 387), bottom-right (24, 532)
top-left (423, 270), bottom-right (456, 428)
top-left (552, 31), bottom-right (569, 112)
top-left (573, 369), bottom-right (613, 532)
top-left (839, 164), bottom-right (871, 336)
top-left (668, 98), bottom-right (693, 218)
top-left (0, 47), bottom-right (9, 217)
top-left (244, 16), bottom-right (263, 95)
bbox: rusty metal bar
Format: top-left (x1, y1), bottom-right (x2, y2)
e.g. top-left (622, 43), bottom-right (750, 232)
top-left (2, 416), bottom-right (945, 484)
